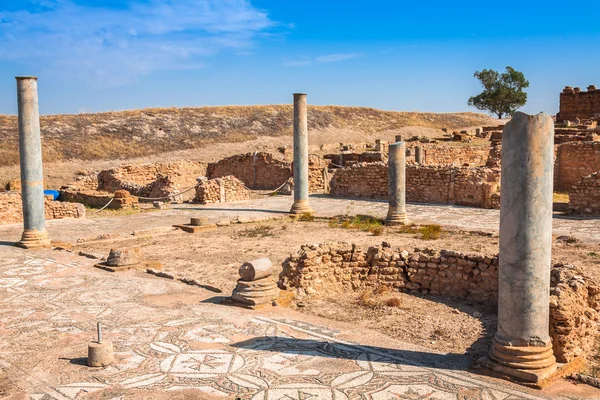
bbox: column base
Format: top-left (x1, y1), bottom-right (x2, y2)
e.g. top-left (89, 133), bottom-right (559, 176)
top-left (484, 337), bottom-right (557, 384)
top-left (385, 213), bottom-right (407, 226)
top-left (17, 229), bottom-right (51, 249)
top-left (290, 201), bottom-right (313, 215)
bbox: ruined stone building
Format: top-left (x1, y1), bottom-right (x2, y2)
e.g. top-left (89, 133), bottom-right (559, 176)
top-left (557, 85), bottom-right (600, 121)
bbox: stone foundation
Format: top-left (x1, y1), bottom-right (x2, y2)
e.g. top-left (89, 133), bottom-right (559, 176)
top-left (195, 176), bottom-right (250, 204)
top-left (279, 242), bottom-right (600, 363)
top-left (569, 172), bottom-right (600, 215)
top-left (0, 192), bottom-right (86, 225)
top-left (329, 162), bottom-right (500, 208)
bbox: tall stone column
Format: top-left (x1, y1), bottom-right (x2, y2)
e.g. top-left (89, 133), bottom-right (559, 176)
top-left (290, 93), bottom-right (313, 214)
top-left (386, 141), bottom-right (407, 225)
top-left (488, 112), bottom-right (556, 383)
top-left (16, 77), bottom-right (51, 249)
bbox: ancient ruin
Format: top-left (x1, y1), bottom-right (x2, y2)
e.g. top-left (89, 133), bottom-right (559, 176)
top-left (4, 81), bottom-right (600, 399)
top-left (557, 85), bottom-right (600, 122)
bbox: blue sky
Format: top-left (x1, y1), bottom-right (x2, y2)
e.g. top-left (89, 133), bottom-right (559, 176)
top-left (0, 0), bottom-right (599, 115)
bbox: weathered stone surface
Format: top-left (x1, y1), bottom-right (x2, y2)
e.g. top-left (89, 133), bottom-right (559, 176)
top-left (231, 276), bottom-right (280, 308)
top-left (0, 191), bottom-right (86, 225)
top-left (279, 241), bottom-right (600, 364)
top-left (194, 175), bottom-right (250, 204)
top-left (106, 247), bottom-right (142, 267)
top-left (239, 258), bottom-right (273, 282)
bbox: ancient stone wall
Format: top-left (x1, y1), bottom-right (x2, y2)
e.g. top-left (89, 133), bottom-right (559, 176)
top-left (0, 192), bottom-right (86, 225)
top-left (329, 162), bottom-right (500, 208)
top-left (279, 242), bottom-right (600, 363)
top-left (569, 172), bottom-right (600, 215)
top-left (323, 152), bottom-right (386, 167)
top-left (407, 143), bottom-right (489, 167)
top-left (207, 152), bottom-right (291, 190)
top-left (59, 189), bottom-right (138, 209)
top-left (557, 85), bottom-right (600, 121)
top-left (195, 176), bottom-right (250, 204)
top-left (97, 161), bottom-right (206, 202)
top-left (554, 142), bottom-right (600, 191)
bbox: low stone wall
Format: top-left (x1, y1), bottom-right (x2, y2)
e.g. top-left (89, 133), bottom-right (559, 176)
top-left (97, 161), bottom-right (206, 202)
top-left (408, 143), bottom-right (489, 166)
top-left (195, 176), bottom-right (250, 204)
top-left (207, 152), bottom-right (291, 190)
top-left (0, 192), bottom-right (86, 225)
top-left (279, 242), bottom-right (600, 363)
top-left (569, 172), bottom-right (600, 215)
top-left (59, 189), bottom-right (138, 209)
top-left (323, 152), bottom-right (386, 167)
top-left (554, 142), bottom-right (600, 191)
top-left (329, 162), bottom-right (500, 208)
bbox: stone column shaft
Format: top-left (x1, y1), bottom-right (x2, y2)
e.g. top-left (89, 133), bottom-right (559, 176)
top-left (414, 146), bottom-right (422, 164)
top-left (16, 77), bottom-right (51, 248)
top-left (290, 93), bottom-right (313, 214)
top-left (386, 141), bottom-right (407, 225)
top-left (489, 112), bottom-right (556, 383)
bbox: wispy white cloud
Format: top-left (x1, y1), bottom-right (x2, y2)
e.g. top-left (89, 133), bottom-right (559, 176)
top-left (0, 0), bottom-right (276, 86)
top-left (283, 52), bottom-right (362, 67)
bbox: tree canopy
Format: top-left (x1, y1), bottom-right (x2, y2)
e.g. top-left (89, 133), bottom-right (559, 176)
top-left (467, 66), bottom-right (529, 119)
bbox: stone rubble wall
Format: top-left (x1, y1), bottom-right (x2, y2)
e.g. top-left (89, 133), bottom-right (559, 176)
top-left (554, 142), bottom-right (600, 191)
top-left (207, 152), bottom-right (291, 190)
top-left (279, 242), bottom-right (600, 363)
top-left (557, 86), bottom-right (600, 121)
top-left (324, 152), bottom-right (387, 167)
top-left (407, 143), bottom-right (489, 167)
top-left (329, 162), bottom-right (501, 209)
top-left (569, 172), bottom-right (600, 215)
top-left (97, 161), bottom-right (206, 202)
top-left (194, 176), bottom-right (250, 204)
top-left (59, 189), bottom-right (138, 209)
top-left (0, 191), bottom-right (86, 225)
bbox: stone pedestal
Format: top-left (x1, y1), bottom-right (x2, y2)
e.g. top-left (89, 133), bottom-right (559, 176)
top-left (16, 77), bottom-right (51, 249)
top-left (488, 112), bottom-right (557, 383)
top-left (386, 142), bottom-right (407, 225)
top-left (231, 276), bottom-right (280, 308)
top-left (290, 93), bottom-right (313, 215)
top-left (87, 341), bottom-right (114, 367)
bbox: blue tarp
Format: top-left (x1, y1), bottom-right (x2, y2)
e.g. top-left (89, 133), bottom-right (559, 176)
top-left (44, 190), bottom-right (60, 200)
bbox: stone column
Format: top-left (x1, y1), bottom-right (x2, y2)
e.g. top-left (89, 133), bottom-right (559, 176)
top-left (488, 112), bottom-right (556, 383)
top-left (16, 77), bottom-right (51, 249)
top-left (386, 141), bottom-right (407, 225)
top-left (414, 146), bottom-right (422, 164)
top-left (290, 93), bottom-right (313, 214)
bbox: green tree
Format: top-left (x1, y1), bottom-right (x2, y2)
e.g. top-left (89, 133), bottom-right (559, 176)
top-left (468, 66), bottom-right (529, 119)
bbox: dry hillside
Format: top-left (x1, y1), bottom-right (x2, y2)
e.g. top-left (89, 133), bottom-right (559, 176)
top-left (0, 105), bottom-right (495, 167)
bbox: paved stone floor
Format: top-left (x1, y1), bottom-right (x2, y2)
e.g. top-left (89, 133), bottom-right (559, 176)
top-left (0, 195), bottom-right (598, 244)
top-left (0, 245), bottom-right (590, 399)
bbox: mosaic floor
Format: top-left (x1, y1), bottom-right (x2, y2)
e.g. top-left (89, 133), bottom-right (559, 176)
top-left (0, 246), bottom-right (583, 399)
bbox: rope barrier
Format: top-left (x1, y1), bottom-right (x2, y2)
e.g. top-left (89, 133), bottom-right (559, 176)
top-left (95, 197), bottom-right (115, 213)
top-left (309, 153), bottom-right (345, 169)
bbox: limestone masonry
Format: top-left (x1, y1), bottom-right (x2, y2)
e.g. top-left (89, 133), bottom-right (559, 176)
top-left (279, 242), bottom-right (600, 364)
top-left (207, 152), bottom-right (291, 190)
top-left (569, 172), bottom-right (600, 215)
top-left (329, 162), bottom-right (500, 209)
top-left (194, 176), bottom-right (250, 204)
top-left (0, 191), bottom-right (85, 225)
top-left (557, 85), bottom-right (600, 121)
top-left (97, 161), bottom-right (206, 202)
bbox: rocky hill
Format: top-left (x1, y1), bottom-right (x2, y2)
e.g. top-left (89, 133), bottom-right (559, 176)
top-left (0, 105), bottom-right (495, 167)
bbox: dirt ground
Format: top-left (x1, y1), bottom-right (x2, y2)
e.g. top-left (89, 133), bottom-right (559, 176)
top-left (73, 218), bottom-right (600, 365)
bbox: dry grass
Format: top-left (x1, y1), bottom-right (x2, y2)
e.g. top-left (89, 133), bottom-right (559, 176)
top-left (554, 191), bottom-right (570, 203)
top-left (0, 106), bottom-right (494, 167)
top-left (329, 214), bottom-right (385, 236)
top-left (357, 287), bottom-right (405, 309)
top-left (420, 224), bottom-right (443, 240)
top-left (235, 225), bottom-right (275, 238)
